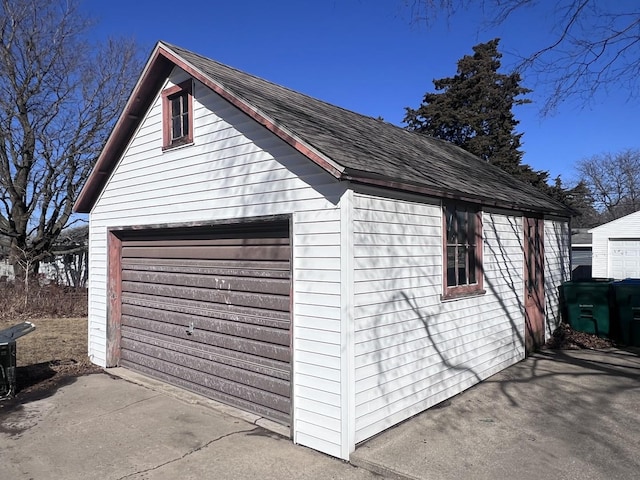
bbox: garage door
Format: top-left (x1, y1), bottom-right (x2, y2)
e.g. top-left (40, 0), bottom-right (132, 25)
top-left (610, 239), bottom-right (640, 279)
top-left (118, 222), bottom-right (291, 425)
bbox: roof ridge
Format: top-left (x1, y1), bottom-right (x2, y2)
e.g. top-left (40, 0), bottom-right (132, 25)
top-left (75, 41), bottom-right (573, 215)
top-left (160, 41), bottom-right (396, 126)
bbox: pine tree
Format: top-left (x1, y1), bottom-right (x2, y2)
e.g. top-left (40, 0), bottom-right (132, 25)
top-left (404, 38), bottom-right (545, 183)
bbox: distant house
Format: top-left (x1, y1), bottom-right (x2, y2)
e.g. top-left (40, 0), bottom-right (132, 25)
top-left (0, 236), bottom-right (10, 281)
top-left (73, 42), bottom-right (572, 460)
top-left (571, 229), bottom-right (592, 280)
top-left (0, 227), bottom-right (88, 287)
top-left (44, 226), bottom-right (89, 288)
top-left (591, 211), bottom-right (640, 279)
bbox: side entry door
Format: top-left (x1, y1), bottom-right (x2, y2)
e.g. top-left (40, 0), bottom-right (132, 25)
top-left (524, 216), bottom-right (545, 354)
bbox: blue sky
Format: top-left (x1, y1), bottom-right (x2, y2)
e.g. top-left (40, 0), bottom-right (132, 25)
top-left (82, 0), bottom-right (638, 184)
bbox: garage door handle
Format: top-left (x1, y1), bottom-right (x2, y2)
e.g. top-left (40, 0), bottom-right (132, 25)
top-left (186, 322), bottom-right (194, 336)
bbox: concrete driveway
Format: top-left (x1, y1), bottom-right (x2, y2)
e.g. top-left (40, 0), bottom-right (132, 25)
top-left (0, 348), bottom-right (638, 479)
top-left (352, 348), bottom-right (640, 480)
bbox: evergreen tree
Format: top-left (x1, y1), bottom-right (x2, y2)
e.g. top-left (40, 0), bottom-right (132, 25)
top-left (404, 38), bottom-right (546, 184)
top-left (546, 177), bottom-right (598, 228)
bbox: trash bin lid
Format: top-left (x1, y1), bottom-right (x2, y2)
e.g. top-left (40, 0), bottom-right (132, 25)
top-left (0, 321), bottom-right (36, 345)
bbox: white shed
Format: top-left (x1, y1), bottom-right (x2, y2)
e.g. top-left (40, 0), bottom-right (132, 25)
top-left (74, 42), bottom-right (572, 460)
top-left (590, 211), bottom-right (640, 279)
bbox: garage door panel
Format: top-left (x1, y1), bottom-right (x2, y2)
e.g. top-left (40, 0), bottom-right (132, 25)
top-left (122, 237), bottom-right (290, 247)
top-left (122, 292), bottom-right (290, 329)
top-left (120, 351), bottom-right (290, 414)
top-left (122, 315), bottom-right (290, 361)
top-left (126, 362), bottom-right (290, 425)
top-left (122, 304), bottom-right (290, 345)
top-left (122, 328), bottom-right (290, 380)
top-left (119, 222), bottom-right (292, 425)
top-left (121, 341), bottom-right (291, 397)
top-left (122, 259), bottom-right (290, 278)
top-left (121, 244), bottom-right (290, 261)
top-left (122, 280), bottom-right (289, 311)
top-left (610, 239), bottom-right (640, 279)
top-left (121, 269), bottom-right (291, 296)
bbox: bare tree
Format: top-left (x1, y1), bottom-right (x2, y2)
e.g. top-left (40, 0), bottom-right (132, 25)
top-left (0, 0), bottom-right (141, 279)
top-left (576, 149), bottom-right (640, 222)
top-left (403, 1), bottom-right (640, 114)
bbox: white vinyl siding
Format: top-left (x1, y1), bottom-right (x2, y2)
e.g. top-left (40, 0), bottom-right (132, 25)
top-left (544, 218), bottom-right (571, 336)
top-left (88, 67), bottom-right (346, 459)
top-left (352, 195), bottom-right (525, 443)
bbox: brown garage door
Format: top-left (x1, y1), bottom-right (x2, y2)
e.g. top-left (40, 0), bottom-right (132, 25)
top-left (118, 222), bottom-right (291, 425)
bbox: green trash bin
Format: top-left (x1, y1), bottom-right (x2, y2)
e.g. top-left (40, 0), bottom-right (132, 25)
top-left (560, 278), bottom-right (614, 338)
top-left (611, 279), bottom-right (640, 347)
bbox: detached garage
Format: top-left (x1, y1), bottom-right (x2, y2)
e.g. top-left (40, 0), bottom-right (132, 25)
top-left (74, 42), bottom-right (572, 460)
top-left (591, 211), bottom-right (640, 279)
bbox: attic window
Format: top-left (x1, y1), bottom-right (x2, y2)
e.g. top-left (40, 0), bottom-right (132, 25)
top-left (162, 80), bottom-right (193, 150)
top-left (443, 202), bottom-right (484, 299)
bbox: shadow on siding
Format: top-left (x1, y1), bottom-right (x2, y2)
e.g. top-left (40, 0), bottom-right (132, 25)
top-left (360, 209), bottom-right (530, 438)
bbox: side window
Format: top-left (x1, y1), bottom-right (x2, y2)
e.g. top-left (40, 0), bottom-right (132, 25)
top-left (443, 203), bottom-right (484, 298)
top-left (162, 80), bottom-right (193, 150)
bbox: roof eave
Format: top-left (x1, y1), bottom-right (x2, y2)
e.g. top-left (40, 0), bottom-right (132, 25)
top-left (74, 43), bottom-right (174, 213)
top-left (344, 169), bottom-right (572, 217)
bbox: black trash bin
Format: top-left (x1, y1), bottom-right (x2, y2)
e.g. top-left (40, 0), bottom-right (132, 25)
top-left (0, 322), bottom-right (36, 399)
top-left (611, 279), bottom-right (640, 347)
top-left (560, 278), bottom-right (614, 338)
top-left (0, 342), bottom-right (17, 398)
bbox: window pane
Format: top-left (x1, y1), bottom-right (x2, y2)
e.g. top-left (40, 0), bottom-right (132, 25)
top-left (182, 112), bottom-right (189, 136)
top-left (447, 246), bottom-right (457, 286)
top-left (468, 212), bottom-right (476, 247)
top-left (457, 247), bottom-right (467, 285)
top-left (446, 206), bottom-right (456, 244)
top-left (469, 248), bottom-right (476, 284)
top-left (457, 210), bottom-right (467, 245)
top-left (171, 97), bottom-right (180, 116)
top-left (172, 116), bottom-right (181, 139)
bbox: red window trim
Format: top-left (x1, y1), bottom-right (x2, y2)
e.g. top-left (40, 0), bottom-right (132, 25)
top-left (442, 203), bottom-right (485, 300)
top-left (162, 79), bottom-right (193, 150)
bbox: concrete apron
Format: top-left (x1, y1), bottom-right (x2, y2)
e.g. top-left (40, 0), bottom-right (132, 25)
top-left (0, 368), bottom-right (375, 480)
top-left (1, 349), bottom-right (638, 479)
top-left (351, 348), bottom-right (640, 480)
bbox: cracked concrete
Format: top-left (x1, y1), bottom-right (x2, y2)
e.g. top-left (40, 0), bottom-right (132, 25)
top-left (3, 349), bottom-right (636, 479)
top-left (0, 373), bottom-right (376, 480)
top-left (114, 429), bottom-right (255, 480)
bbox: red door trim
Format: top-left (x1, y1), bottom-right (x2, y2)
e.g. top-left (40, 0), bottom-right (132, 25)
top-left (106, 231), bottom-right (122, 367)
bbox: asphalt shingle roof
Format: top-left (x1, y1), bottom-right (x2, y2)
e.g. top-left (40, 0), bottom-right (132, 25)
top-left (165, 43), bottom-right (570, 215)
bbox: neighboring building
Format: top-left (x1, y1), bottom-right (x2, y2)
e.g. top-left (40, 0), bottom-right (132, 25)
top-left (590, 211), bottom-right (640, 279)
top-left (0, 228), bottom-right (88, 287)
top-left (73, 42), bottom-right (572, 460)
top-left (571, 228), bottom-right (592, 280)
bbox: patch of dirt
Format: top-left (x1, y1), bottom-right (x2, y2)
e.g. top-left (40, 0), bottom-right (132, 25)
top-left (0, 316), bottom-right (101, 408)
top-left (544, 322), bottom-right (616, 350)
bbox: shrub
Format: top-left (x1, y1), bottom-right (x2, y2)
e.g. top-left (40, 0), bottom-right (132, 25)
top-left (0, 282), bottom-right (87, 321)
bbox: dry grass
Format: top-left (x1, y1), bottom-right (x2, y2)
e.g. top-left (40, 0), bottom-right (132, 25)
top-left (1, 285), bottom-right (100, 402)
top-left (0, 316), bottom-right (90, 367)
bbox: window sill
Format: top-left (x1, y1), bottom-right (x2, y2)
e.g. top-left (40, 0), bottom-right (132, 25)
top-left (162, 140), bottom-right (194, 152)
top-left (441, 288), bottom-right (486, 302)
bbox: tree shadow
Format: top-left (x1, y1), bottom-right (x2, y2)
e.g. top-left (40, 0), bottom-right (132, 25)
top-left (360, 207), bottom-right (580, 441)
